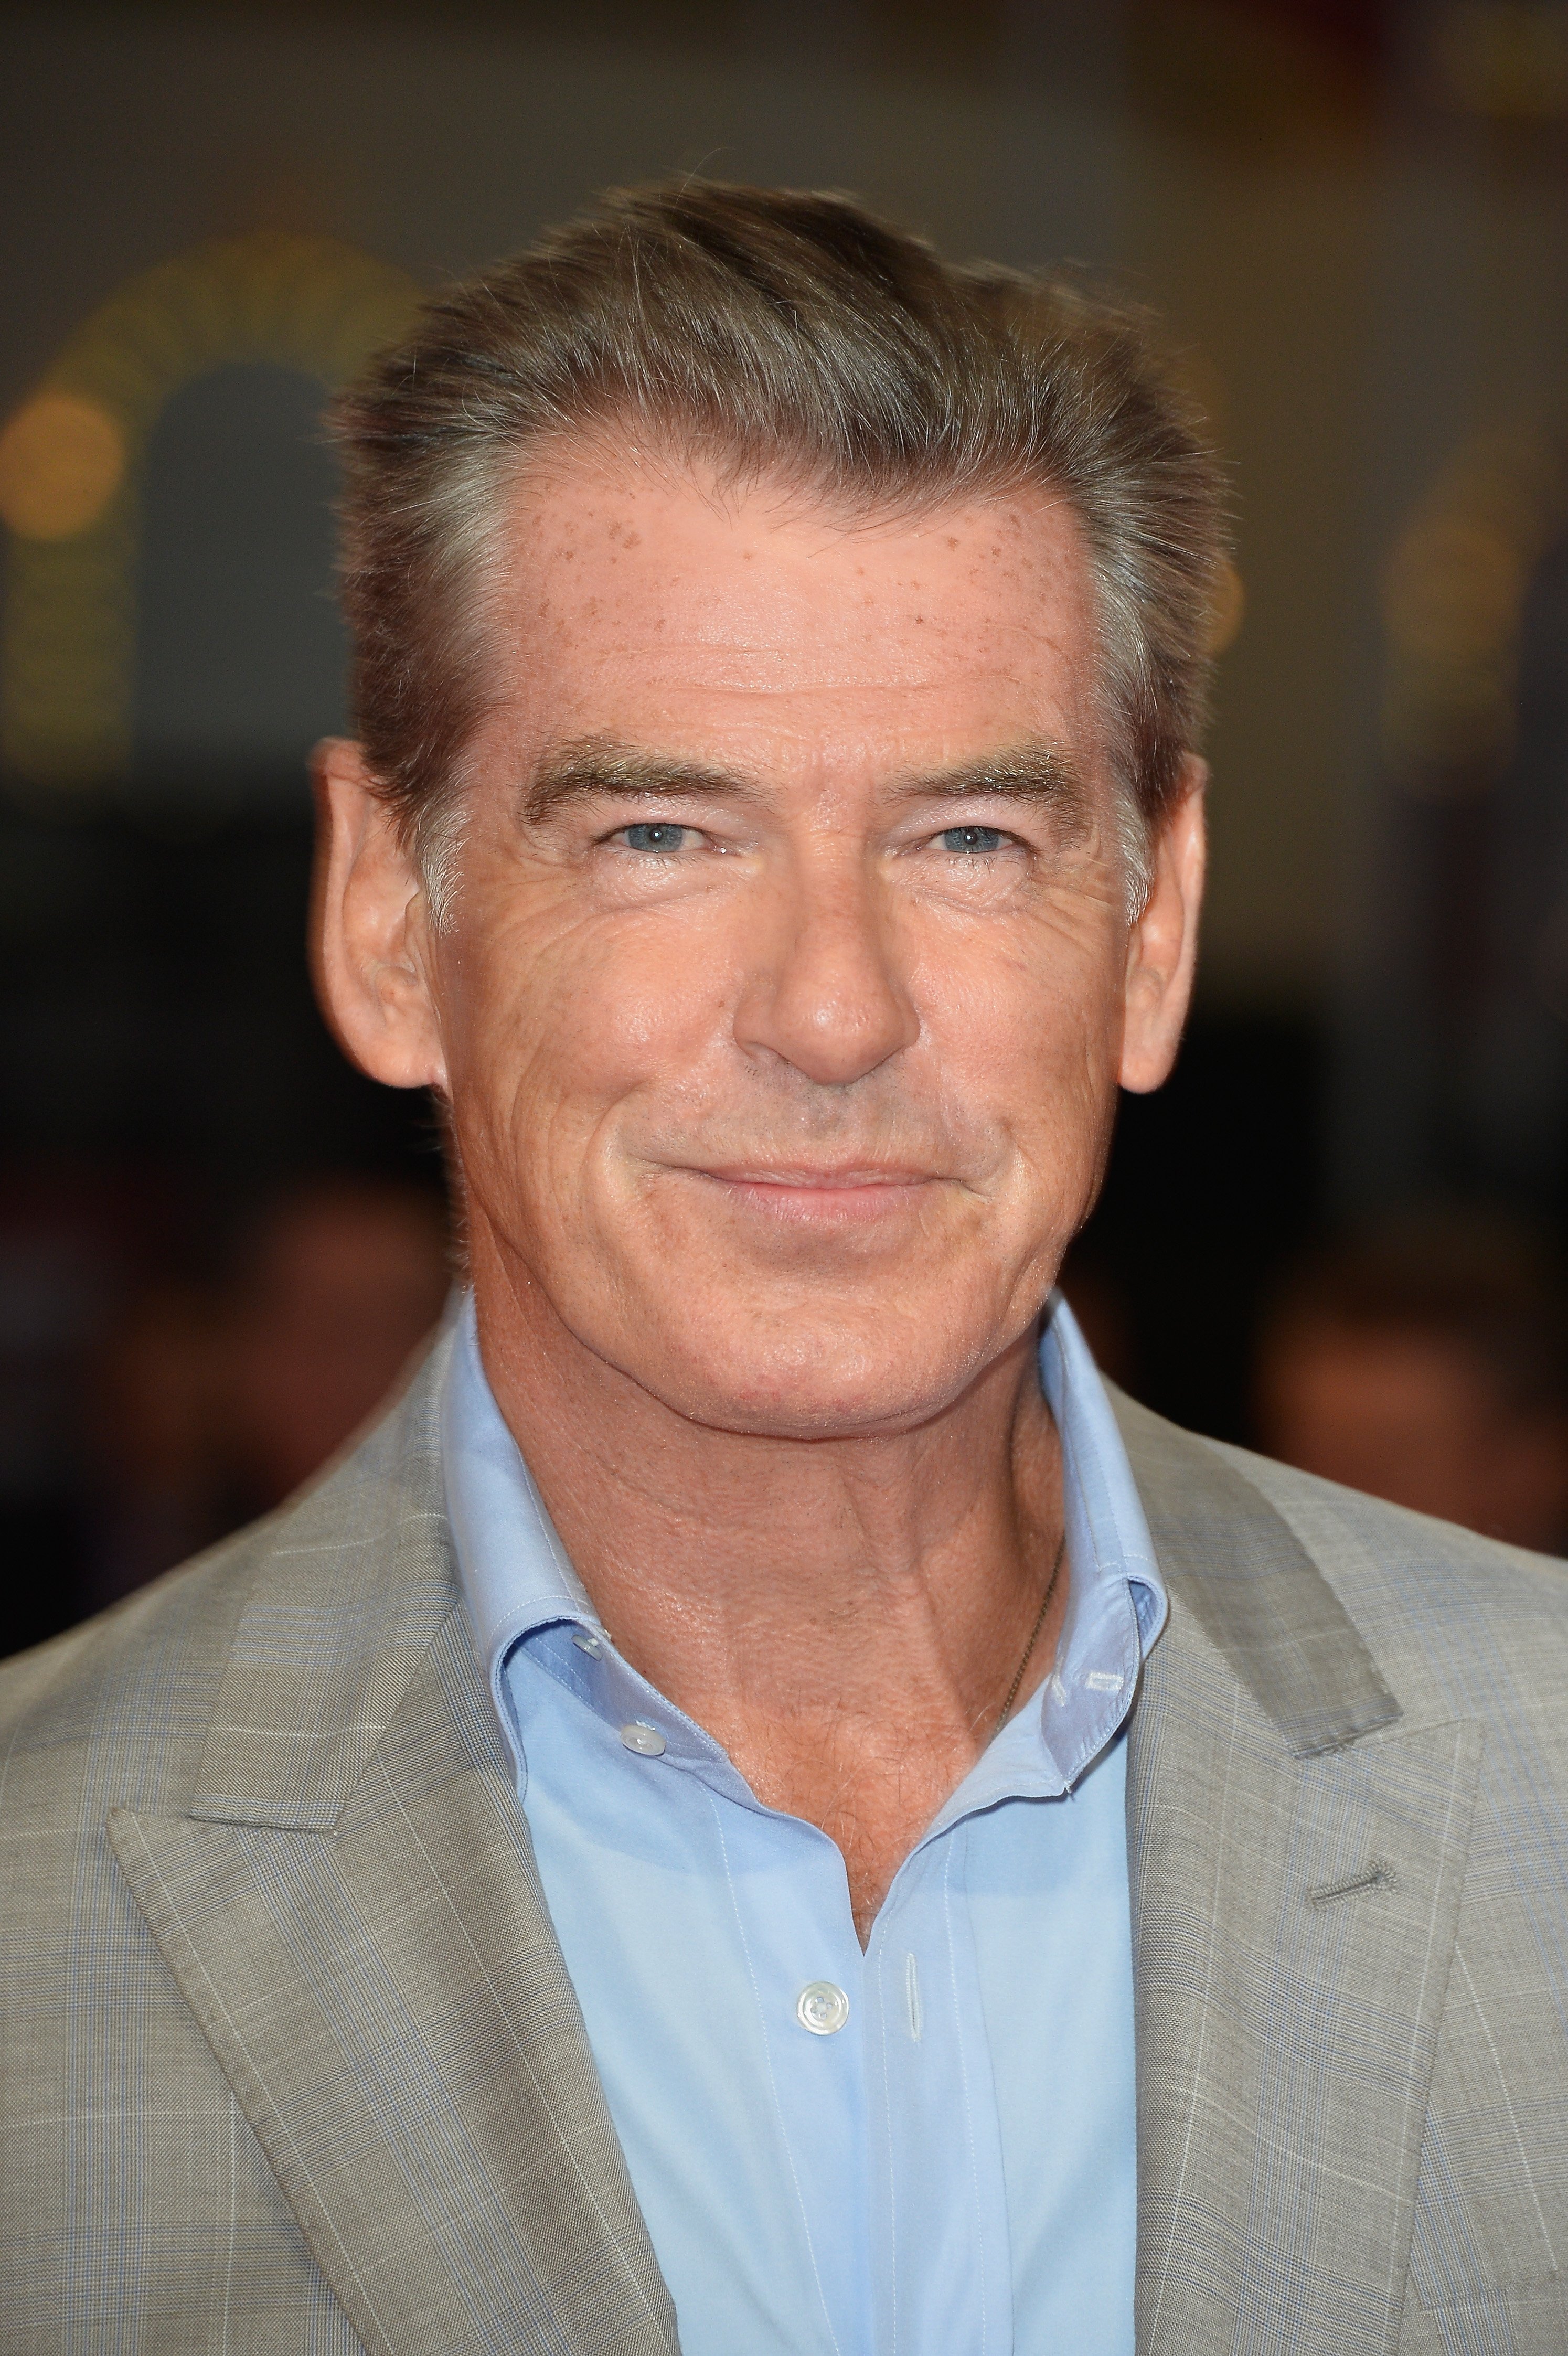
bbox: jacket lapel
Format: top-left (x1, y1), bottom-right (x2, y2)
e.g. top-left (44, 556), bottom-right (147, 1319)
top-left (1115, 1394), bottom-right (1481, 2356)
top-left (109, 1350), bottom-right (679, 2356)
top-left (109, 1337), bottom-right (1481, 2356)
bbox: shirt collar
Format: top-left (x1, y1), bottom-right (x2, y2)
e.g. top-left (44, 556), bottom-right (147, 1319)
top-left (1039, 1285), bottom-right (1167, 1655)
top-left (442, 1293), bottom-right (595, 1698)
top-left (444, 1287), bottom-right (1167, 1774)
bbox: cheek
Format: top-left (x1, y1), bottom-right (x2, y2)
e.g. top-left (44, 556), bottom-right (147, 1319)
top-left (439, 891), bottom-right (732, 1157)
top-left (911, 902), bottom-right (1125, 1144)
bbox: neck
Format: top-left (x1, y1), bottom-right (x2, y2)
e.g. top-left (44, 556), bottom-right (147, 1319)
top-left (471, 1242), bottom-right (1068, 1936)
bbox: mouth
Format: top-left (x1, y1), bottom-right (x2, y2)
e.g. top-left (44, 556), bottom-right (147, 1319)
top-left (684, 1163), bottom-right (946, 1225)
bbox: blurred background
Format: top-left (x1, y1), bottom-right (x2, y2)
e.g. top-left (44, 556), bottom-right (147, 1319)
top-left (6, 0), bottom-right (1568, 1654)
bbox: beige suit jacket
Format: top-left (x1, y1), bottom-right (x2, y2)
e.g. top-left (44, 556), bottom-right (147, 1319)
top-left (3, 1329), bottom-right (1567, 2354)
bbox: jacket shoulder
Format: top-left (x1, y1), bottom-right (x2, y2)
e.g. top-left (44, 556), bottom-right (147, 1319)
top-left (1209, 1430), bottom-right (1568, 1627)
top-left (0, 1518), bottom-right (275, 1811)
top-left (1113, 1383), bottom-right (1568, 1733)
top-left (0, 1327), bottom-right (456, 1827)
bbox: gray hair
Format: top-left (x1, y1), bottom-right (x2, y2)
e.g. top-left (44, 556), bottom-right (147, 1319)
top-left (333, 179), bottom-right (1228, 920)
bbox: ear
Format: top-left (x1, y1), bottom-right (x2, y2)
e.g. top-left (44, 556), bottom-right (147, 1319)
top-left (1117, 758), bottom-right (1206, 1095)
top-left (310, 738), bottom-right (448, 1093)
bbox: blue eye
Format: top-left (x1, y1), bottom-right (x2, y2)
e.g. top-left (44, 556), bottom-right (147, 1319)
top-left (942, 825), bottom-right (1005, 854)
top-left (621, 822), bottom-right (691, 852)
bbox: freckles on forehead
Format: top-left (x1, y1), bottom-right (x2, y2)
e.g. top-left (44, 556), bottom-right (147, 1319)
top-left (483, 447), bottom-right (1100, 759)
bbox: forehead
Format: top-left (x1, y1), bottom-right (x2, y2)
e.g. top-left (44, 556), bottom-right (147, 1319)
top-left (481, 443), bottom-right (1101, 775)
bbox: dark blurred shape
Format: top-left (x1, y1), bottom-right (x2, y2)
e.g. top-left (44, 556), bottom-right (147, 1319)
top-left (80, 1279), bottom-right (224, 1616)
top-left (1059, 1237), bottom-right (1140, 1392)
top-left (0, 1160), bottom-right (200, 1651)
top-left (135, 361), bottom-right (349, 783)
top-left (0, 1165), bottom-right (451, 1661)
top-left (1340, 477), bottom-right (1568, 1224)
top-left (1255, 1212), bottom-right (1568, 1551)
top-left (218, 1175), bottom-right (451, 1516)
top-left (1079, 1014), bottom-right (1326, 1444)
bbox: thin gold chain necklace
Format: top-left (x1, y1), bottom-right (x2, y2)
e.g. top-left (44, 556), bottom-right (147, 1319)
top-left (994, 1527), bottom-right (1067, 1731)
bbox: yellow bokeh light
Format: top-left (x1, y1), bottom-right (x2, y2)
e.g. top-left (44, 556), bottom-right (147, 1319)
top-left (0, 391), bottom-right (126, 542)
top-left (2, 233), bottom-right (418, 785)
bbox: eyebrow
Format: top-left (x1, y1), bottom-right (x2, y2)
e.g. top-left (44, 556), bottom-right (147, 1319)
top-left (521, 738), bottom-right (761, 825)
top-left (890, 743), bottom-right (1090, 826)
top-left (520, 734), bottom-right (1089, 828)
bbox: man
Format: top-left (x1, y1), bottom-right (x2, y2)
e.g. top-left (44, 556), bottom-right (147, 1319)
top-left (3, 183), bottom-right (1565, 2356)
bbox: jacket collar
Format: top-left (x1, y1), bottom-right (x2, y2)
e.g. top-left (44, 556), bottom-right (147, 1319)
top-left (1111, 1385), bottom-right (1400, 1757)
top-left (113, 1335), bottom-right (681, 2356)
top-left (186, 1325), bottom-right (463, 1831)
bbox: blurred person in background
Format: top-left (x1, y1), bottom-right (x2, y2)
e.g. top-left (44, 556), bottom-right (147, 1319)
top-left (219, 1173), bottom-right (451, 1516)
top-left (1255, 1214), bottom-right (1568, 1552)
top-left (74, 1174), bottom-right (451, 1618)
top-left (0, 1163), bottom-right (212, 1654)
top-left (80, 1276), bottom-right (223, 1614)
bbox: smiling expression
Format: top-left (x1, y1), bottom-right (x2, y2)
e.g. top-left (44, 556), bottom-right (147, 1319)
top-left (414, 445), bottom-right (1186, 1437)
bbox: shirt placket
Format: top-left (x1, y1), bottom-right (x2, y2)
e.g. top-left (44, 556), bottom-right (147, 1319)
top-left (541, 1626), bottom-right (879, 2356)
top-left (866, 1825), bottom-right (1015, 2356)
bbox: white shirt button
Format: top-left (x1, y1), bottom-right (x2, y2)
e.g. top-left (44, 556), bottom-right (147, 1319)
top-left (572, 1631), bottom-right (603, 1657)
top-left (620, 1721), bottom-right (666, 1757)
top-left (796, 1980), bottom-right (850, 2035)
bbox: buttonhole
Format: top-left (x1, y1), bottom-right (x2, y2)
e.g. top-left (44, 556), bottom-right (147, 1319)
top-left (905, 1953), bottom-right (923, 2043)
top-left (1308, 1860), bottom-right (1395, 1909)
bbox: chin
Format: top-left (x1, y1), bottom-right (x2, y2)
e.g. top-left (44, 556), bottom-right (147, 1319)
top-left (623, 1308), bottom-right (988, 1441)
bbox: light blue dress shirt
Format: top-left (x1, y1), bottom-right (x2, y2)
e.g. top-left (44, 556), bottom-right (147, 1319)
top-left (444, 1291), bottom-right (1166, 2356)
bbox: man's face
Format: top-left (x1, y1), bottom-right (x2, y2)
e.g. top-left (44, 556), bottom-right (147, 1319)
top-left (324, 445), bottom-right (1201, 1437)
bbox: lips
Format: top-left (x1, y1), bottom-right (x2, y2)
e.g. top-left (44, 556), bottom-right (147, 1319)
top-left (699, 1164), bottom-right (936, 1188)
top-left (682, 1163), bottom-right (943, 1226)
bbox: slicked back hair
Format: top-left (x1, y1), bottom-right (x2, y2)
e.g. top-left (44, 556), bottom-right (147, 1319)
top-left (332, 179), bottom-right (1228, 914)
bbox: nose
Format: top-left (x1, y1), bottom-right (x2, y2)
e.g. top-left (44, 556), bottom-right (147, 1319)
top-left (732, 847), bottom-right (920, 1086)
